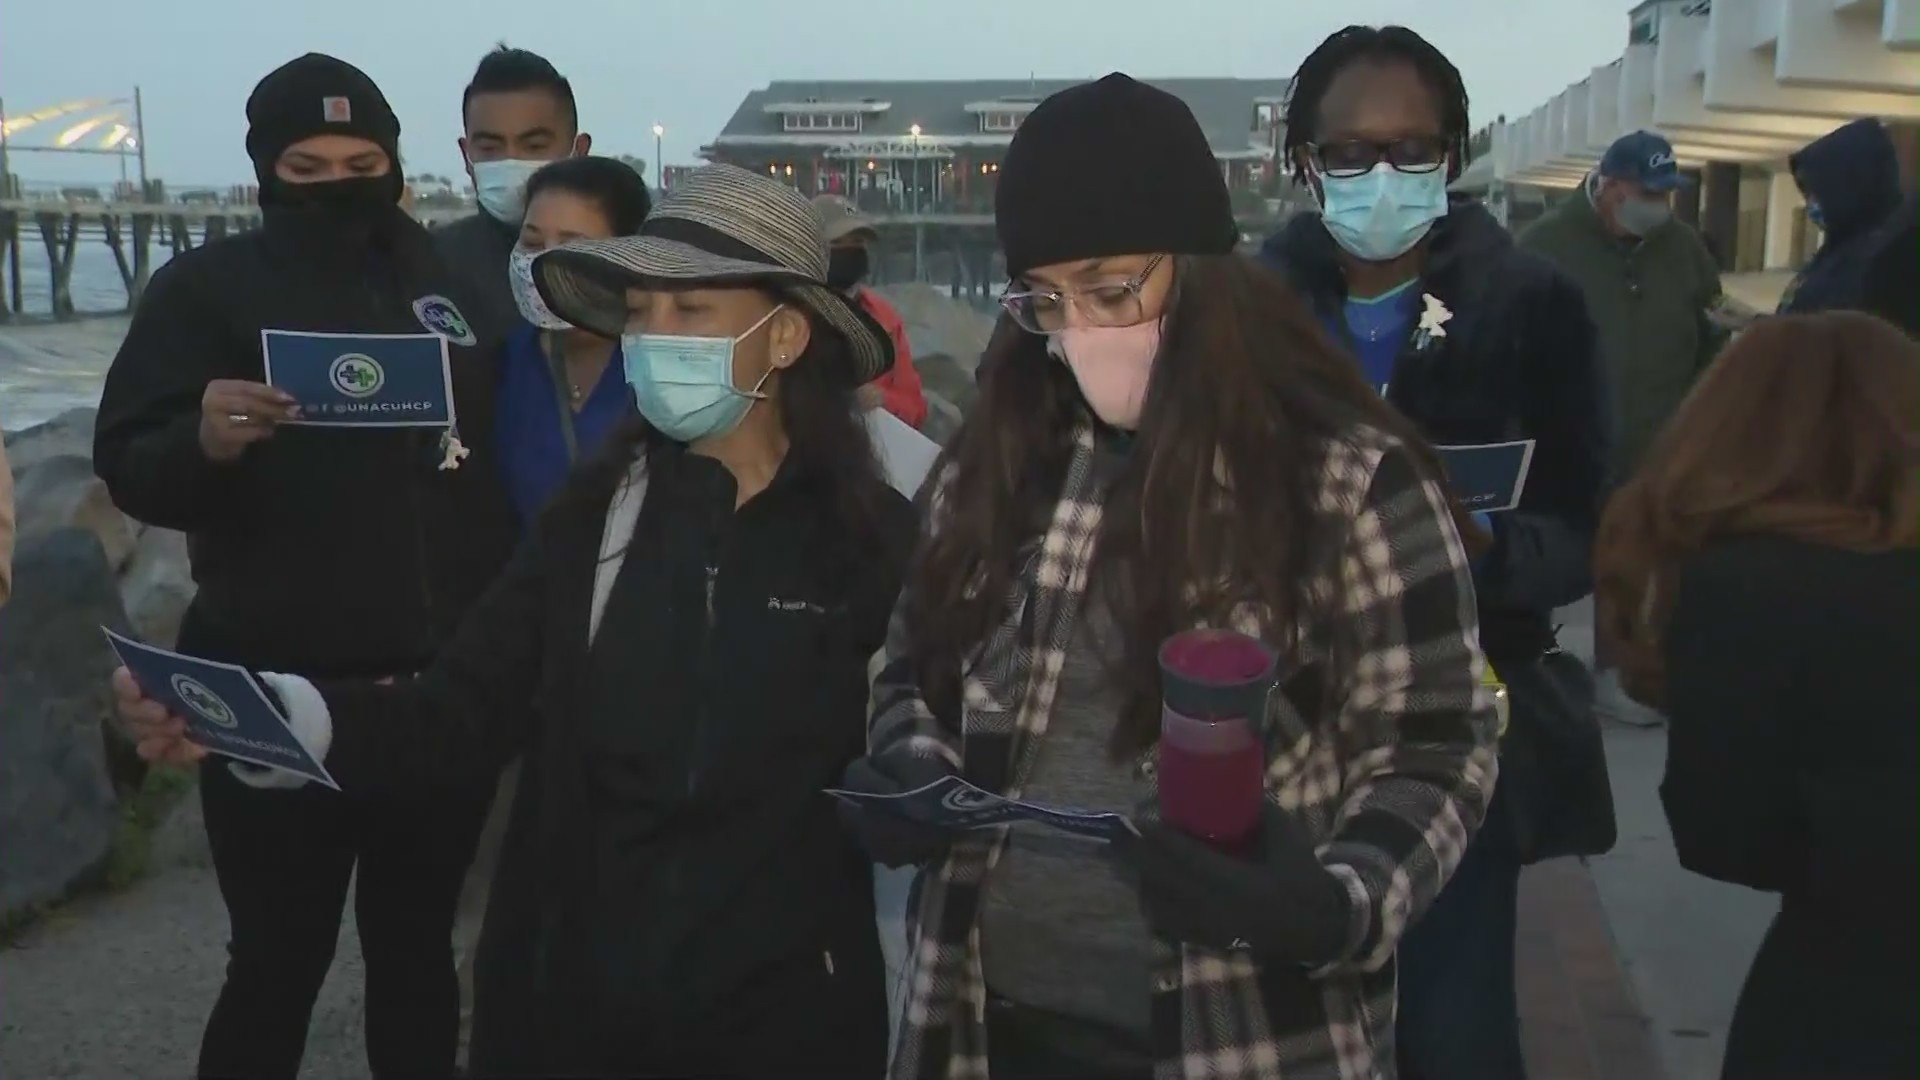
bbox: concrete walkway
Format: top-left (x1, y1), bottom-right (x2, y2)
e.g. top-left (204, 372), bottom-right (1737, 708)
top-left (0, 798), bottom-right (369, 1080)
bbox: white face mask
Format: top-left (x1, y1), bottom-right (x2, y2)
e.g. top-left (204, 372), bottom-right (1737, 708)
top-left (508, 247), bottom-right (571, 331)
top-left (470, 158), bottom-right (546, 223)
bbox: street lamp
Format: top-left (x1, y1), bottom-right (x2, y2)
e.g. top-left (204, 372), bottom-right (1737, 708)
top-left (908, 123), bottom-right (922, 217)
top-left (652, 123), bottom-right (665, 191)
top-left (908, 123), bottom-right (925, 282)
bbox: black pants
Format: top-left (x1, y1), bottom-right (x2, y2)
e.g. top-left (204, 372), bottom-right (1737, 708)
top-left (1395, 791), bottom-right (1526, 1080)
top-left (196, 759), bottom-right (493, 1080)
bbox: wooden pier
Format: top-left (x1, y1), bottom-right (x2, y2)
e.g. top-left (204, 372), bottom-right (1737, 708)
top-left (0, 200), bottom-right (475, 321)
top-left (0, 198), bottom-right (1289, 321)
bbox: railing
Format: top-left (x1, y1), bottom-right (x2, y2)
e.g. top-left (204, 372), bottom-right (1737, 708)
top-left (798, 188), bottom-right (1292, 221)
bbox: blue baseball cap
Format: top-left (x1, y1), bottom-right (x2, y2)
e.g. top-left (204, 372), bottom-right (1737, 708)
top-left (1599, 131), bottom-right (1692, 192)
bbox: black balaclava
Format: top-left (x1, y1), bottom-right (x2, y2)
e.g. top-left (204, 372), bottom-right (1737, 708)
top-left (995, 73), bottom-right (1238, 280)
top-left (245, 53), bottom-right (404, 216)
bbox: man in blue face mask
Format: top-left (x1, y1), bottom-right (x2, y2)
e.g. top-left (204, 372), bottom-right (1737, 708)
top-left (436, 45), bottom-right (591, 334)
top-left (1261, 25), bottom-right (1614, 1080)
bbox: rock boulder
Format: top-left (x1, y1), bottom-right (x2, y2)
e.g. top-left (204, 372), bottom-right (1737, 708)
top-left (914, 353), bottom-right (979, 419)
top-left (921, 393), bottom-right (965, 446)
top-left (4, 409), bottom-right (198, 649)
top-left (3, 406), bottom-right (97, 478)
top-left (13, 452), bottom-right (137, 572)
top-left (0, 528), bottom-right (129, 922)
top-left (121, 526), bottom-right (195, 649)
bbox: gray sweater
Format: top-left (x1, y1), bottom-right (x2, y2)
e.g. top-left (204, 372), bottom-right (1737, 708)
top-left (980, 598), bottom-right (1155, 1039)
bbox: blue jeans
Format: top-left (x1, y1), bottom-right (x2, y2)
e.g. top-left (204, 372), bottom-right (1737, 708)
top-left (1395, 792), bottom-right (1526, 1080)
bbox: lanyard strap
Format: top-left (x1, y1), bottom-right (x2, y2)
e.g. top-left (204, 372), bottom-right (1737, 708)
top-left (543, 331), bottom-right (581, 463)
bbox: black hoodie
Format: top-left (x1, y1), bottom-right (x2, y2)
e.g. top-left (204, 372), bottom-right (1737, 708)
top-left (93, 204), bottom-right (519, 678)
top-left (1260, 201), bottom-right (1610, 661)
top-left (1779, 118), bottom-right (1903, 316)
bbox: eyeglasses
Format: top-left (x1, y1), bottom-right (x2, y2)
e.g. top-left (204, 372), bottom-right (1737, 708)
top-left (998, 254), bottom-right (1165, 334)
top-left (1310, 137), bottom-right (1449, 179)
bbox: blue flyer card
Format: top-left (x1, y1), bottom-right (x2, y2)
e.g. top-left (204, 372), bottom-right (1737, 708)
top-left (103, 629), bottom-right (339, 790)
top-left (261, 329), bottom-right (454, 428)
top-left (826, 774), bottom-right (1138, 843)
top-left (1436, 440), bottom-right (1536, 514)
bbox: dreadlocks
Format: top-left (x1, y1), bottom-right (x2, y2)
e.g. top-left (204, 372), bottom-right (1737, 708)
top-left (1282, 25), bottom-right (1472, 185)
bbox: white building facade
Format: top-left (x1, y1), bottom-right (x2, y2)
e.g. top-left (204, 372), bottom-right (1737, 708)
top-left (1490, 0), bottom-right (1919, 271)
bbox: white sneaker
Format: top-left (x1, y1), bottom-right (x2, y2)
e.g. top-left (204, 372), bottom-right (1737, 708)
top-left (1594, 668), bottom-right (1666, 728)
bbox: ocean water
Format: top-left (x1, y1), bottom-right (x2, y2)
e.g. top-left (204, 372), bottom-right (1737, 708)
top-left (0, 247), bottom-right (147, 431)
top-left (0, 244), bottom-right (1003, 435)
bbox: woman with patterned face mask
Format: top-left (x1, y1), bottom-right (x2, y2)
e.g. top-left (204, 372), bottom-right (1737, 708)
top-left (834, 73), bottom-right (1497, 1080)
top-left (496, 155), bottom-right (652, 523)
top-left (112, 164), bottom-right (915, 1079)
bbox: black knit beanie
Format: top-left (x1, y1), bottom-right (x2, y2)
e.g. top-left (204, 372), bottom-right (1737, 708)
top-left (244, 53), bottom-right (402, 194)
top-left (996, 73), bottom-right (1238, 279)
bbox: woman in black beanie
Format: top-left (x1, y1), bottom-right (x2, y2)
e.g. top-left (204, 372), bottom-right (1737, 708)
top-left (93, 53), bottom-right (515, 1080)
top-left (837, 73), bottom-right (1498, 1079)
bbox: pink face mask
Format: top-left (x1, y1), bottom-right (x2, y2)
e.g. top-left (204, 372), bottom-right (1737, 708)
top-left (1047, 319), bottom-right (1163, 429)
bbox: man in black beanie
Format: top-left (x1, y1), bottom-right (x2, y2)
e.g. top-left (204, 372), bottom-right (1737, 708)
top-left (95, 51), bottom-right (515, 1080)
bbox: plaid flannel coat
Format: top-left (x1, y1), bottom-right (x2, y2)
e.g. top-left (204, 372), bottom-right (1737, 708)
top-left (868, 420), bottom-right (1500, 1080)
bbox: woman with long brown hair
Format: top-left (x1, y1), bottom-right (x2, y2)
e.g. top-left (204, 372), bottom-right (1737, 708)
top-left (834, 73), bottom-right (1498, 1080)
top-left (1595, 311), bottom-right (1918, 1080)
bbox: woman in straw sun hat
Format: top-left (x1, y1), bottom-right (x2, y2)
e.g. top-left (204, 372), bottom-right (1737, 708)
top-left (114, 163), bottom-right (914, 1079)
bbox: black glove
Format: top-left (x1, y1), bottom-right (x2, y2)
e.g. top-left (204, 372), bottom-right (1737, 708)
top-left (1115, 804), bottom-right (1354, 967)
top-left (836, 754), bottom-right (957, 869)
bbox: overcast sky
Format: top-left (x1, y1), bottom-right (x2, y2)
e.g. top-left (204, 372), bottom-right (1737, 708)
top-left (2, 0), bottom-right (1635, 186)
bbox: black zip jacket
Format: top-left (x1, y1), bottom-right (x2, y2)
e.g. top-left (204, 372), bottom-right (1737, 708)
top-left (1261, 201), bottom-right (1611, 663)
top-left (308, 441), bottom-right (915, 1078)
top-left (93, 205), bottom-right (519, 677)
top-left (432, 211), bottom-right (521, 334)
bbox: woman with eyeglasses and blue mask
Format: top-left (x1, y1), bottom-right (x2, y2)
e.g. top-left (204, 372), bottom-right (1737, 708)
top-left (836, 73), bottom-right (1497, 1080)
top-left (112, 164), bottom-right (915, 1080)
top-left (1260, 26), bottom-right (1612, 1080)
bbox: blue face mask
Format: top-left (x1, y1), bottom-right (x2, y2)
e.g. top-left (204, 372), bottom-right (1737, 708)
top-left (621, 306), bottom-right (783, 443)
top-left (470, 158), bottom-right (548, 223)
top-left (1315, 163), bottom-right (1451, 262)
top-left (1805, 200), bottom-right (1826, 230)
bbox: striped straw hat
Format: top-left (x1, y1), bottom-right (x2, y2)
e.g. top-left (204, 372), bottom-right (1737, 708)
top-left (532, 164), bottom-right (894, 386)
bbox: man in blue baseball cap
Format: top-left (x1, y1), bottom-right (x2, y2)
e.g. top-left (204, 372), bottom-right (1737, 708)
top-left (1593, 130), bottom-right (1692, 232)
top-left (1519, 129), bottom-right (1727, 729)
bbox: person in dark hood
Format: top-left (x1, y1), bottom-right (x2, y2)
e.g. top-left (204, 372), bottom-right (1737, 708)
top-left (1778, 118), bottom-right (1902, 316)
top-left (1862, 188), bottom-right (1919, 338)
top-left (92, 53), bottom-right (517, 1080)
top-left (1259, 25), bottom-right (1612, 1080)
top-left (437, 45), bottom-right (590, 331)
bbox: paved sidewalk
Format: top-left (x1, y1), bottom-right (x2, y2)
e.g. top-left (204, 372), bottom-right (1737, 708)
top-left (1517, 859), bottom-right (1668, 1080)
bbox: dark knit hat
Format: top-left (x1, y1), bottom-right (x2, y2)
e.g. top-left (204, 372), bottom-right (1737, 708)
top-left (996, 73), bottom-right (1238, 279)
top-left (244, 53), bottom-right (401, 184)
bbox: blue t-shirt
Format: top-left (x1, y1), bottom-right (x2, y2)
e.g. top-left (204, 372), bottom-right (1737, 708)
top-left (495, 324), bottom-right (631, 523)
top-left (1323, 279), bottom-right (1420, 396)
